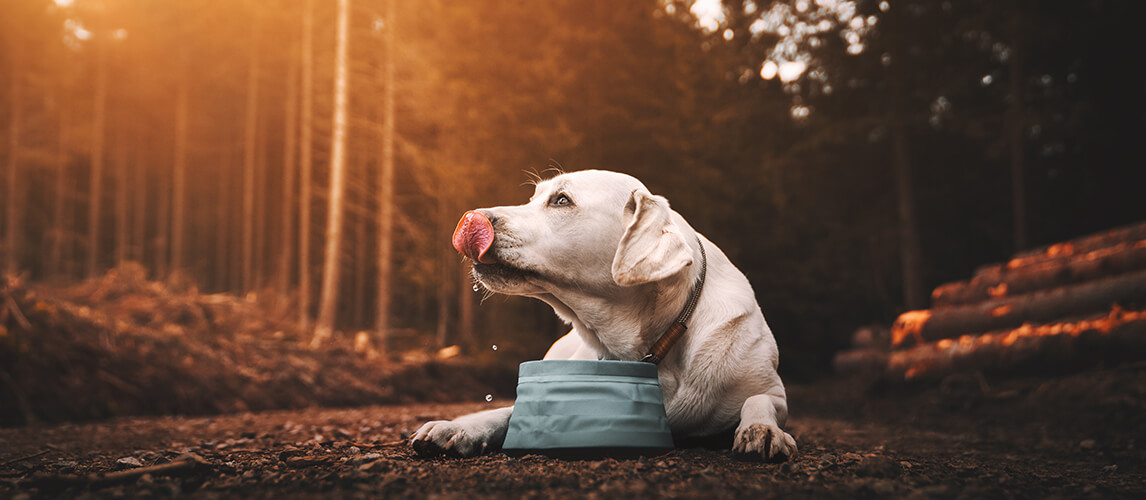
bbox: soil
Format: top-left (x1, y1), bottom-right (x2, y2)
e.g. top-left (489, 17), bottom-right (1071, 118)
top-left (2, 363), bottom-right (1144, 499)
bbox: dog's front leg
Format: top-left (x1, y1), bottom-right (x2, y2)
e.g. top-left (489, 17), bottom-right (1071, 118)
top-left (733, 394), bottom-right (797, 462)
top-left (410, 406), bottom-right (512, 457)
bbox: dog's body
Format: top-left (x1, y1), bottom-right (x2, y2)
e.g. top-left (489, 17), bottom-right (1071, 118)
top-left (412, 170), bottom-right (796, 461)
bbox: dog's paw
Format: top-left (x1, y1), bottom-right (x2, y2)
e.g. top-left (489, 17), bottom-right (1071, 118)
top-left (410, 420), bottom-right (491, 458)
top-left (733, 423), bottom-right (797, 463)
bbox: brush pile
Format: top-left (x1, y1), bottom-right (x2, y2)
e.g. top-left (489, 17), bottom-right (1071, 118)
top-left (0, 263), bottom-right (512, 426)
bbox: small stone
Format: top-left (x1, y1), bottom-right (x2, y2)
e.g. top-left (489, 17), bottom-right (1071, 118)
top-left (1080, 439), bottom-right (1096, 449)
top-left (1103, 464), bottom-right (1118, 473)
top-left (116, 456), bottom-right (144, 468)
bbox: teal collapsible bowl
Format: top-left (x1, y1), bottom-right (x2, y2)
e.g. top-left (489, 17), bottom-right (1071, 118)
top-left (502, 360), bottom-right (674, 457)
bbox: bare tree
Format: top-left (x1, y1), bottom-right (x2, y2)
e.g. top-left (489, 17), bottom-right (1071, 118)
top-left (278, 39), bottom-right (300, 294)
top-left (113, 126), bottom-right (129, 266)
top-left (298, 0), bottom-right (316, 331)
top-left (242, 13), bottom-right (262, 291)
top-left (131, 131), bottom-right (146, 264)
top-left (311, 0), bottom-right (352, 349)
top-left (4, 49), bottom-right (21, 276)
top-left (49, 105), bottom-right (71, 276)
top-left (87, 41), bottom-right (109, 278)
top-left (893, 123), bottom-right (925, 311)
top-left (171, 54), bottom-right (189, 272)
top-left (1008, 41), bottom-right (1027, 252)
top-left (215, 153), bottom-right (231, 291)
top-left (375, 0), bottom-right (396, 356)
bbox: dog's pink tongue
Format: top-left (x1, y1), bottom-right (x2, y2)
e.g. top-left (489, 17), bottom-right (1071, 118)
top-left (452, 211), bottom-right (495, 263)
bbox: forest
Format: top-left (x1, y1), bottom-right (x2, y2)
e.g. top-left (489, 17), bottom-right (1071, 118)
top-left (3, 0), bottom-right (1145, 380)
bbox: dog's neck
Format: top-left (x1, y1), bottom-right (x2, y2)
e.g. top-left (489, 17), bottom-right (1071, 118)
top-left (535, 240), bottom-right (704, 362)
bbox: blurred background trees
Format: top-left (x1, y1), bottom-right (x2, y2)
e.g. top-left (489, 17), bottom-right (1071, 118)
top-left (2, 0), bottom-right (1143, 380)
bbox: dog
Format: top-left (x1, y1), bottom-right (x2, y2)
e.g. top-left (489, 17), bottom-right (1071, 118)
top-left (411, 169), bottom-right (796, 461)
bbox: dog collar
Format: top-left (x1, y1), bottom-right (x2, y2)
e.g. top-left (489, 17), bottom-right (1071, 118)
top-left (641, 235), bottom-right (707, 364)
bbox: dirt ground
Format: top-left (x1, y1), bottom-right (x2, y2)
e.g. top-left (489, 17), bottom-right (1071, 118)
top-left (3, 362), bottom-right (1144, 499)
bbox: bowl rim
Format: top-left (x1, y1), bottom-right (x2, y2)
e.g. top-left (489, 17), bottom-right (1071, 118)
top-left (517, 359), bottom-right (658, 378)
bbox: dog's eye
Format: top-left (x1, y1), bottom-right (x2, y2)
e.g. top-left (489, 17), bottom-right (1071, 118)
top-left (550, 194), bottom-right (572, 207)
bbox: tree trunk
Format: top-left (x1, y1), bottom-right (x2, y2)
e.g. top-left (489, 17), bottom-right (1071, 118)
top-left (4, 63), bottom-right (21, 276)
top-left (354, 168), bottom-right (368, 328)
top-left (113, 127), bottom-right (129, 267)
top-left (311, 0), bottom-right (352, 349)
top-left (892, 123), bottom-right (925, 310)
top-left (458, 261), bottom-right (475, 349)
top-left (278, 43), bottom-right (300, 294)
top-left (88, 42), bottom-right (109, 278)
top-left (241, 14), bottom-right (262, 291)
top-left (131, 133), bottom-right (146, 263)
top-left (171, 58), bottom-right (189, 272)
top-left (154, 145), bottom-right (170, 278)
top-left (298, 0), bottom-right (315, 332)
top-left (50, 106), bottom-right (70, 277)
top-left (254, 101), bottom-right (268, 289)
top-left (894, 268), bottom-right (1146, 346)
top-left (215, 153), bottom-right (230, 291)
top-left (375, 0), bottom-right (396, 357)
top-left (1009, 41), bottom-right (1027, 252)
top-left (436, 192), bottom-right (453, 348)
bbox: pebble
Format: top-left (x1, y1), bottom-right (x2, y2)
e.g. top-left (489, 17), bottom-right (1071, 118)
top-left (116, 456), bottom-right (144, 468)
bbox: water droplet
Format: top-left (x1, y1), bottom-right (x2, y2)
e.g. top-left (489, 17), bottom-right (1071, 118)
top-left (485, 394), bottom-right (493, 402)
top-left (491, 344), bottom-right (498, 351)
top-left (473, 284), bottom-right (480, 292)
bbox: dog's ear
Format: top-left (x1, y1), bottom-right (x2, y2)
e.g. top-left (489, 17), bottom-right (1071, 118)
top-left (612, 189), bottom-right (693, 286)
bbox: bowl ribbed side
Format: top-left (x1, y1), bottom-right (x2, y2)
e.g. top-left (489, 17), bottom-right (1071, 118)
top-left (503, 360), bottom-right (674, 451)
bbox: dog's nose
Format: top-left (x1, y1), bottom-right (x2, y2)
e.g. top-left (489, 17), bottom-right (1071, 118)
top-left (453, 210), bottom-right (496, 263)
top-left (477, 209), bottom-right (498, 227)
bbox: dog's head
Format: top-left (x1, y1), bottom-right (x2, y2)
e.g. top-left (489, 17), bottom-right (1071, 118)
top-left (453, 170), bottom-right (695, 298)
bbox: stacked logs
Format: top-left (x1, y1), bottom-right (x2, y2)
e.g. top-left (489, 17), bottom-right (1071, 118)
top-left (834, 221), bottom-right (1146, 381)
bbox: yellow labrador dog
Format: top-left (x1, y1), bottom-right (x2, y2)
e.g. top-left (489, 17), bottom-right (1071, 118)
top-left (412, 170), bottom-right (796, 461)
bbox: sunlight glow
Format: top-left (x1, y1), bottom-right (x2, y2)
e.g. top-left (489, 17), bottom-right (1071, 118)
top-left (760, 60), bottom-right (779, 80)
top-left (65, 19), bottom-right (91, 41)
top-left (691, 0), bottom-right (724, 32)
top-left (778, 60), bottom-right (807, 82)
top-left (54, 0), bottom-right (74, 7)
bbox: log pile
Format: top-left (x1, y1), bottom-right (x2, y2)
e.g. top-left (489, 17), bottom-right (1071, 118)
top-left (835, 221), bottom-right (1146, 381)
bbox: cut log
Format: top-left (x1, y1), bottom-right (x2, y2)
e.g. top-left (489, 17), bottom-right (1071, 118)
top-left (894, 267), bottom-right (1146, 346)
top-left (850, 325), bottom-right (891, 349)
top-left (832, 348), bottom-right (889, 375)
top-left (886, 307), bottom-right (1146, 381)
top-left (932, 239), bottom-right (1146, 307)
top-left (1008, 221), bottom-right (1146, 266)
